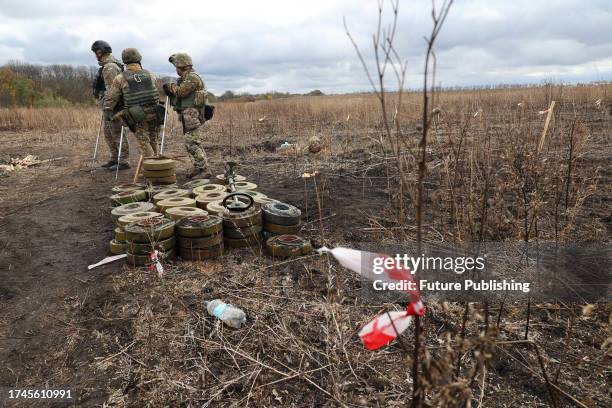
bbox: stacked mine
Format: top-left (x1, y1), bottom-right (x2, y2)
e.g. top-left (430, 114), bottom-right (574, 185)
top-left (222, 200), bottom-right (263, 249)
top-left (176, 215), bottom-right (224, 260)
top-left (143, 158), bottom-right (177, 185)
top-left (261, 201), bottom-right (301, 238)
top-left (110, 201), bottom-right (156, 254)
top-left (124, 217), bottom-right (176, 266)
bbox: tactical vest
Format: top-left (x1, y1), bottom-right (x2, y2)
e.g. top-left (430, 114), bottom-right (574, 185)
top-left (174, 72), bottom-right (203, 112)
top-left (122, 69), bottom-right (159, 107)
top-left (93, 61), bottom-right (123, 93)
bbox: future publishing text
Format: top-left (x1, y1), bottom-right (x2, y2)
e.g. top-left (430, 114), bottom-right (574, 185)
top-left (373, 279), bottom-right (531, 293)
top-left (370, 254), bottom-right (531, 294)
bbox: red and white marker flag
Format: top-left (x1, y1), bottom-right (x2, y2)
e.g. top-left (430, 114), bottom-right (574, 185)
top-left (148, 250), bottom-right (164, 277)
top-left (318, 246), bottom-right (424, 350)
top-left (359, 302), bottom-right (424, 350)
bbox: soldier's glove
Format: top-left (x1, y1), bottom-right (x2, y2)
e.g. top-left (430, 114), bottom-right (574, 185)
top-left (103, 110), bottom-right (113, 121)
top-left (162, 83), bottom-right (175, 96)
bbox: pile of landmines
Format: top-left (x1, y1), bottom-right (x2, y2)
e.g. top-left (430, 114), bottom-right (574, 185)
top-left (108, 169), bottom-right (312, 267)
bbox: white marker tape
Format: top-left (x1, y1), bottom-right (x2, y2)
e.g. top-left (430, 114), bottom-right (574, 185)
top-left (88, 254), bottom-right (127, 270)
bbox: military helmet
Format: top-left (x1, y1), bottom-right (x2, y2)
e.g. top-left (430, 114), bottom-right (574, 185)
top-left (122, 48), bottom-right (142, 64)
top-left (169, 53), bottom-right (193, 68)
top-left (91, 40), bottom-right (112, 54)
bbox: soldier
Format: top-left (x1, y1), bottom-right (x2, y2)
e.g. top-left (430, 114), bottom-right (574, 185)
top-left (163, 53), bottom-right (210, 178)
top-left (103, 48), bottom-right (162, 159)
top-left (91, 40), bottom-right (130, 170)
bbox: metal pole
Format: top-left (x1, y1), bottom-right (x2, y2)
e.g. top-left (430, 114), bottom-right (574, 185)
top-left (160, 95), bottom-right (169, 154)
top-left (115, 126), bottom-right (125, 180)
top-left (91, 112), bottom-right (104, 168)
top-left (225, 161), bottom-right (240, 206)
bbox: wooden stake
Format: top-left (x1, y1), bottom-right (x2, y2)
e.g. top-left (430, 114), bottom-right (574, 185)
top-left (132, 155), bottom-right (143, 183)
top-left (537, 100), bottom-right (556, 154)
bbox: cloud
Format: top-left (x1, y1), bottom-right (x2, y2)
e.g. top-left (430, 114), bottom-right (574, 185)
top-left (0, 0), bottom-right (610, 94)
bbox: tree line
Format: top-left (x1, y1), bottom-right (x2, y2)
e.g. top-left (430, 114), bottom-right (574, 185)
top-left (0, 61), bottom-right (98, 107)
top-left (1, 60), bottom-right (607, 108)
top-left (0, 60), bottom-right (327, 108)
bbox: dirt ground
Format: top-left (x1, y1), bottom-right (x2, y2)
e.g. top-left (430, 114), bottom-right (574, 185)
top-left (0, 128), bottom-right (392, 407)
top-left (0, 102), bottom-right (610, 407)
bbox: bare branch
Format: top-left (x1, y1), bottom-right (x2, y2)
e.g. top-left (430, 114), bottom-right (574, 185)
top-left (343, 17), bottom-right (378, 96)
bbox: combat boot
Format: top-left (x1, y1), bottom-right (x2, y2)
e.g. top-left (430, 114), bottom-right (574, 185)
top-left (109, 163), bottom-right (131, 171)
top-left (101, 160), bottom-right (117, 168)
top-left (186, 168), bottom-right (210, 179)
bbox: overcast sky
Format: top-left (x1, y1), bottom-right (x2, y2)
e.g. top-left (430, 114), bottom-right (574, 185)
top-left (0, 0), bottom-right (610, 94)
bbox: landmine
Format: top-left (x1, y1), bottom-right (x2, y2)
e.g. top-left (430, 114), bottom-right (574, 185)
top-left (142, 157), bottom-right (177, 185)
top-left (110, 202), bottom-right (157, 254)
top-left (145, 184), bottom-right (178, 199)
top-left (165, 206), bottom-right (207, 221)
top-left (266, 234), bottom-right (312, 258)
top-left (233, 181), bottom-right (257, 191)
top-left (220, 162), bottom-right (264, 248)
top-left (112, 183), bottom-right (146, 193)
top-left (117, 212), bottom-right (164, 227)
top-left (111, 202), bottom-right (156, 222)
top-left (110, 190), bottom-right (147, 206)
top-left (124, 217), bottom-right (176, 266)
top-left (235, 190), bottom-right (268, 202)
top-left (222, 204), bottom-right (263, 248)
top-left (183, 179), bottom-right (211, 196)
top-left (262, 201), bottom-right (302, 240)
top-left (176, 215), bottom-right (224, 260)
top-left (196, 191), bottom-right (229, 209)
top-left (193, 184), bottom-right (226, 195)
top-left (152, 188), bottom-right (190, 204)
top-left (157, 197), bottom-right (196, 213)
top-left (205, 200), bottom-right (225, 215)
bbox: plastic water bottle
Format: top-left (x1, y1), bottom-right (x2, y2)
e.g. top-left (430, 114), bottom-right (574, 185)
top-left (204, 299), bottom-right (247, 328)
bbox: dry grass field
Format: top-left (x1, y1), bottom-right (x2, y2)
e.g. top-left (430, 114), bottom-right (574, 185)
top-left (0, 84), bottom-right (610, 407)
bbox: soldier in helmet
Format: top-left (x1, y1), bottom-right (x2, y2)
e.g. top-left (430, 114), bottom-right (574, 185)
top-left (91, 40), bottom-right (130, 170)
top-left (103, 48), bottom-right (162, 159)
top-left (164, 53), bottom-right (210, 178)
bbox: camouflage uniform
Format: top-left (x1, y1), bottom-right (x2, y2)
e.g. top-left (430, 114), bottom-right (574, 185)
top-left (98, 54), bottom-right (129, 164)
top-left (167, 54), bottom-right (209, 172)
top-left (104, 56), bottom-right (161, 158)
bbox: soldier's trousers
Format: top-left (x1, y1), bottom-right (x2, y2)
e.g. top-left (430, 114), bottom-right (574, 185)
top-left (103, 116), bottom-right (129, 164)
top-left (184, 127), bottom-right (209, 170)
top-left (133, 120), bottom-right (160, 158)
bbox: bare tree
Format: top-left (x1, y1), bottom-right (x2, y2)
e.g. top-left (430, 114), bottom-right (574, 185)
top-left (344, 0), bottom-right (410, 220)
top-left (345, 1), bottom-right (453, 406)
